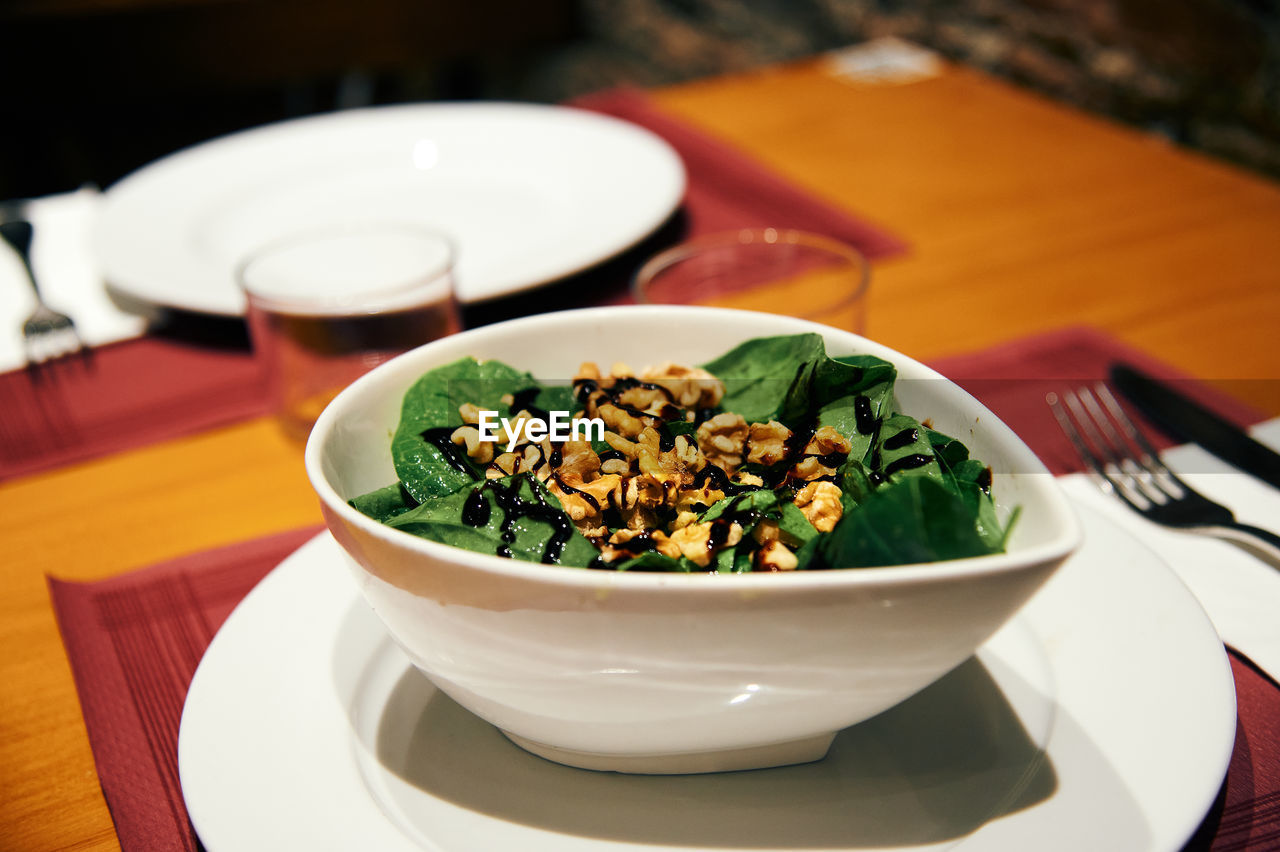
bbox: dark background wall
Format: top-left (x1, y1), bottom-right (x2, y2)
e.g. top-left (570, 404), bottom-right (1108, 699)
top-left (2, 0), bottom-right (1277, 199)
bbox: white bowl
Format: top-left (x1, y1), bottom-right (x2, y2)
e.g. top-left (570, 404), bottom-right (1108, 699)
top-left (305, 306), bottom-right (1082, 774)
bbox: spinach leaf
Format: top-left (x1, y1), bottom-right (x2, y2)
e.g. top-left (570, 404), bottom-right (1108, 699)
top-left (778, 500), bottom-right (820, 546)
top-left (700, 333), bottom-right (826, 424)
top-left (610, 551), bottom-right (699, 572)
top-left (697, 488), bottom-right (777, 524)
top-left (812, 354), bottom-right (896, 448)
top-left (391, 357), bottom-right (549, 503)
top-left (386, 474), bottom-right (599, 567)
top-left (348, 482), bottom-right (418, 523)
top-left (869, 413), bottom-right (942, 482)
top-left (814, 477), bottom-right (1003, 568)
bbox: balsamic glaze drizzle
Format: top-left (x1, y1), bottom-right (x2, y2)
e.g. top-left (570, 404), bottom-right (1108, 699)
top-left (508, 386), bottom-right (546, 418)
top-left (883, 427), bottom-right (919, 451)
top-left (459, 479), bottom-right (575, 564)
top-left (421, 427), bottom-right (477, 477)
top-left (883, 453), bottom-right (934, 476)
top-left (853, 396), bottom-right (878, 435)
top-left (573, 376), bottom-right (682, 425)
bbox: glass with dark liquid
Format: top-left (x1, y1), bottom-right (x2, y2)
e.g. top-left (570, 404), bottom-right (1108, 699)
top-left (239, 225), bottom-right (461, 441)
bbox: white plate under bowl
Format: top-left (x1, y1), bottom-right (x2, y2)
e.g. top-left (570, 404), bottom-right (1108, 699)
top-left (94, 103), bottom-right (685, 313)
top-left (178, 502), bottom-right (1234, 852)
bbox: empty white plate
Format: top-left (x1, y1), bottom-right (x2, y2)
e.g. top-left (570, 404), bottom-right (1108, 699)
top-left (94, 103), bottom-right (686, 313)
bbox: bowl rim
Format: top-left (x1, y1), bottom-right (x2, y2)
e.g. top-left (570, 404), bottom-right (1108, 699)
top-left (304, 305), bottom-right (1084, 591)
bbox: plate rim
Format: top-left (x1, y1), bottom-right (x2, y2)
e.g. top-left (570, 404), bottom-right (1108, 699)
top-left (93, 101), bottom-right (687, 314)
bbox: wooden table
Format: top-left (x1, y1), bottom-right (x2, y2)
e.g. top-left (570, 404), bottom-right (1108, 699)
top-left (3, 57), bottom-right (1279, 851)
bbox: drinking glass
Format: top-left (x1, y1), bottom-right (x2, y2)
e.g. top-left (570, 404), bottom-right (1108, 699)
top-left (239, 224), bottom-right (461, 441)
top-left (632, 228), bottom-right (870, 333)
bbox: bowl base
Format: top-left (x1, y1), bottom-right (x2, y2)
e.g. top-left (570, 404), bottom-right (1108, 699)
top-left (501, 730), bottom-right (837, 775)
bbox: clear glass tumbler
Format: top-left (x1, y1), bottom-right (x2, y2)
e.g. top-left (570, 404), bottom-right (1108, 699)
top-left (632, 228), bottom-right (870, 333)
top-left (238, 224), bottom-right (461, 441)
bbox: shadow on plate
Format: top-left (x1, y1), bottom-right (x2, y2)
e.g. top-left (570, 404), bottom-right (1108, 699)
top-left (365, 656), bottom-right (1058, 849)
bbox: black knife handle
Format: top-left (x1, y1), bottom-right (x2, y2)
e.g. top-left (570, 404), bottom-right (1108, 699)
top-left (1110, 363), bottom-right (1280, 493)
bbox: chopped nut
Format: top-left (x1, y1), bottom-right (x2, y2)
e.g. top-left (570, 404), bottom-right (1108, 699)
top-left (450, 425), bottom-right (494, 464)
top-left (734, 470), bottom-right (765, 487)
top-left (595, 528), bottom-right (660, 564)
top-left (697, 412), bottom-right (749, 473)
top-left (574, 361), bottom-right (602, 383)
top-left (794, 481), bottom-right (844, 532)
top-left (616, 384), bottom-right (675, 416)
top-left (549, 473), bottom-right (622, 522)
top-left (556, 440), bottom-right (600, 482)
top-left (620, 475), bottom-right (667, 510)
top-left (671, 434), bottom-right (703, 472)
top-left (756, 540), bottom-right (798, 571)
top-left (790, 456), bottom-right (839, 482)
top-left (596, 402), bottom-right (648, 438)
top-left (665, 521), bottom-right (743, 568)
top-left (619, 504), bottom-right (661, 532)
top-left (667, 522), bottom-right (713, 567)
top-left (747, 420), bottom-right (793, 466)
top-left (487, 443), bottom-right (551, 481)
top-left (600, 458), bottom-right (631, 476)
top-left (751, 519), bottom-right (781, 543)
top-left (804, 426), bottom-right (852, 457)
top-left (653, 529), bottom-right (681, 560)
top-left (670, 510), bottom-right (700, 530)
top-left (602, 430), bottom-right (637, 458)
top-left (458, 403), bottom-right (484, 426)
top-left (640, 362), bottom-right (725, 409)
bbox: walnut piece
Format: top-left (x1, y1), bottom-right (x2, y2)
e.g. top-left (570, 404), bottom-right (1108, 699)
top-left (665, 521), bottom-right (742, 568)
top-left (755, 539), bottom-right (798, 571)
top-left (747, 420), bottom-right (793, 466)
top-left (804, 426), bottom-right (852, 457)
top-left (794, 480), bottom-right (844, 532)
top-left (697, 412), bottom-right (749, 473)
top-left (450, 425), bottom-right (494, 464)
top-left (639, 361), bottom-right (725, 409)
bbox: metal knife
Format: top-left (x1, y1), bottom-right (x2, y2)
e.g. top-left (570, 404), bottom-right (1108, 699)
top-left (1110, 363), bottom-right (1280, 491)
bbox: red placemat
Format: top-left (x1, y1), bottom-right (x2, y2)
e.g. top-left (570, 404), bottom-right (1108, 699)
top-left (49, 326), bottom-right (1279, 851)
top-left (49, 526), bottom-right (324, 852)
top-left (2, 89), bottom-right (908, 482)
top-left (0, 332), bottom-right (269, 481)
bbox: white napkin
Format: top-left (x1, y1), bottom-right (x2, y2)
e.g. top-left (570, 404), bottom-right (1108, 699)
top-left (0, 188), bottom-right (149, 371)
top-left (1059, 417), bottom-right (1280, 682)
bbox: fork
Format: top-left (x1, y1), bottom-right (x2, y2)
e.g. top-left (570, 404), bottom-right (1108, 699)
top-left (1048, 384), bottom-right (1280, 565)
top-left (0, 217), bottom-right (86, 367)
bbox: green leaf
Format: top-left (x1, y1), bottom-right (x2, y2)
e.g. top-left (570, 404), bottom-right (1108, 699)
top-left (391, 357), bottom-right (551, 503)
top-left (348, 482), bottom-right (418, 523)
top-left (817, 477), bottom-right (1003, 568)
top-left (609, 551), bottom-right (699, 572)
top-left (386, 474), bottom-right (598, 567)
top-left (869, 413), bottom-right (941, 483)
top-left (699, 333), bottom-right (827, 424)
top-left (778, 500), bottom-right (819, 545)
top-left (697, 488), bottom-right (778, 524)
top-left (812, 354), bottom-right (896, 450)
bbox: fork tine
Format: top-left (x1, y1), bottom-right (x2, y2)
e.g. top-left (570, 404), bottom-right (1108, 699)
top-left (1077, 385), bottom-right (1180, 506)
top-left (1047, 391), bottom-right (1118, 488)
top-left (1092, 383), bottom-right (1186, 497)
top-left (1049, 389), bottom-right (1153, 510)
